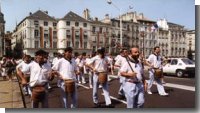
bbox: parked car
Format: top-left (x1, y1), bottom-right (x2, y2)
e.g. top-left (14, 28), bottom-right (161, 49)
top-left (162, 58), bottom-right (195, 77)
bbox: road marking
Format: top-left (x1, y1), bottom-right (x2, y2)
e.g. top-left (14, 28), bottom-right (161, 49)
top-left (77, 83), bottom-right (90, 89)
top-left (103, 94), bottom-right (127, 104)
top-left (77, 84), bottom-right (127, 105)
top-left (162, 83), bottom-right (195, 91)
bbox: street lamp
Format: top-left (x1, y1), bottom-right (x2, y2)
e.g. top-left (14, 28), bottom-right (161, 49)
top-left (107, 0), bottom-right (122, 47)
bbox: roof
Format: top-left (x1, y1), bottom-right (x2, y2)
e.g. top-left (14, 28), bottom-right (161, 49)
top-left (62, 11), bottom-right (89, 22)
top-left (27, 10), bottom-right (56, 21)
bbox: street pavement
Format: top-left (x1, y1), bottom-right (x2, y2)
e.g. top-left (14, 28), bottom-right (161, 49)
top-left (0, 76), bottom-right (24, 108)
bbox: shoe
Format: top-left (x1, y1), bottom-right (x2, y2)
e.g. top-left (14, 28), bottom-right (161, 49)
top-left (99, 85), bottom-right (102, 88)
top-left (94, 103), bottom-right (101, 108)
top-left (78, 81), bottom-right (81, 84)
top-left (89, 85), bottom-right (93, 88)
top-left (82, 81), bottom-right (86, 84)
top-left (147, 91), bottom-right (152, 95)
top-left (160, 93), bottom-right (169, 97)
top-left (106, 104), bottom-right (114, 108)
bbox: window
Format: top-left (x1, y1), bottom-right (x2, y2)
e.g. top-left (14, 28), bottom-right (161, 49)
top-left (75, 22), bottom-right (79, 27)
top-left (44, 41), bottom-right (49, 48)
top-left (67, 41), bottom-right (71, 47)
top-left (75, 41), bottom-right (79, 48)
top-left (44, 21), bottom-right (48, 26)
top-left (35, 41), bottom-right (39, 48)
top-left (99, 27), bottom-right (103, 33)
top-left (92, 26), bottom-right (96, 33)
top-left (84, 42), bottom-right (87, 49)
top-left (66, 21), bottom-right (70, 26)
top-left (44, 34), bottom-right (48, 38)
top-left (53, 31), bottom-right (57, 39)
top-left (34, 20), bottom-right (39, 25)
top-left (53, 42), bottom-right (57, 48)
top-left (83, 23), bottom-right (87, 27)
top-left (53, 23), bottom-right (57, 26)
top-left (34, 30), bottom-right (39, 37)
top-left (171, 59), bottom-right (178, 65)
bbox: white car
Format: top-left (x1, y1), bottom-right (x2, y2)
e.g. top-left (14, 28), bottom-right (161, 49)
top-left (162, 58), bottom-right (195, 77)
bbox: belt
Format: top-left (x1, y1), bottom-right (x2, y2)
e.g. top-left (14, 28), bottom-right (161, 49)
top-left (126, 80), bottom-right (141, 84)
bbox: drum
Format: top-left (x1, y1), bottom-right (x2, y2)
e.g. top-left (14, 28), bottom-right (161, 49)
top-left (64, 79), bottom-right (75, 93)
top-left (31, 86), bottom-right (46, 102)
top-left (98, 72), bottom-right (107, 84)
top-left (154, 69), bottom-right (162, 78)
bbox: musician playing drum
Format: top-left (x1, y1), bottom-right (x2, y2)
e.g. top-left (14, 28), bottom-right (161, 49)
top-left (146, 46), bottom-right (169, 96)
top-left (87, 47), bottom-right (113, 108)
top-left (17, 49), bottom-right (54, 108)
top-left (52, 47), bottom-right (78, 108)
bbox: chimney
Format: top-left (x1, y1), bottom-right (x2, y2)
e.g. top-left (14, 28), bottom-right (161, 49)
top-left (83, 8), bottom-right (90, 20)
top-left (139, 13), bottom-right (144, 19)
top-left (95, 17), bottom-right (98, 21)
top-left (44, 11), bottom-right (48, 14)
top-left (105, 14), bottom-right (109, 19)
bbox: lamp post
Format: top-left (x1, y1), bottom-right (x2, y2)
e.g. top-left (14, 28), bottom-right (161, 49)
top-left (140, 26), bottom-right (146, 58)
top-left (107, 0), bottom-right (122, 47)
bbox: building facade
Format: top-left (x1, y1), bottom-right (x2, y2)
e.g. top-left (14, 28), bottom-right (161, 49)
top-left (12, 10), bottom-right (58, 57)
top-left (186, 30), bottom-right (195, 60)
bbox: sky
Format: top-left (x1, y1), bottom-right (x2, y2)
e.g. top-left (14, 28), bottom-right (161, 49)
top-left (1, 0), bottom-right (195, 32)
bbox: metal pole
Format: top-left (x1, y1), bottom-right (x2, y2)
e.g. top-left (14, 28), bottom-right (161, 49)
top-left (119, 8), bottom-right (122, 47)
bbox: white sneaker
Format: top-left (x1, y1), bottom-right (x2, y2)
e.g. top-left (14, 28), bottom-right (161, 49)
top-left (160, 93), bottom-right (169, 96)
top-left (147, 91), bottom-right (152, 95)
top-left (82, 81), bottom-right (86, 84)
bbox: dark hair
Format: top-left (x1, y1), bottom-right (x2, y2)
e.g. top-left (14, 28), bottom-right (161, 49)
top-left (35, 49), bottom-right (47, 56)
top-left (154, 46), bottom-right (160, 51)
top-left (64, 47), bottom-right (73, 53)
top-left (82, 52), bottom-right (86, 56)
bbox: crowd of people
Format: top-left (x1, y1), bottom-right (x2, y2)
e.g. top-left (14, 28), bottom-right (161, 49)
top-left (0, 46), bottom-right (169, 108)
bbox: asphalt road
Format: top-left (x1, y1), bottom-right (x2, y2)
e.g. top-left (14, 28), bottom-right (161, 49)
top-left (23, 72), bottom-right (195, 108)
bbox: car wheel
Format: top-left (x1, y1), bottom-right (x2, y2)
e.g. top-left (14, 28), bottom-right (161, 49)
top-left (176, 70), bottom-right (184, 77)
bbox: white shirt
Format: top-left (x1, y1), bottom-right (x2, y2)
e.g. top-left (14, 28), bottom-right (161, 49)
top-left (147, 54), bottom-right (162, 69)
top-left (75, 58), bottom-right (84, 67)
top-left (22, 61), bottom-right (52, 87)
top-left (115, 55), bottom-right (127, 67)
top-left (52, 58), bottom-right (77, 80)
top-left (120, 60), bottom-right (144, 82)
top-left (88, 55), bottom-right (109, 72)
top-left (16, 61), bottom-right (32, 76)
top-left (52, 57), bottom-right (59, 66)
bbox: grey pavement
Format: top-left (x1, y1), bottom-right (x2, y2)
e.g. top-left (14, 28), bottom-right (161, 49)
top-left (0, 76), bottom-right (24, 108)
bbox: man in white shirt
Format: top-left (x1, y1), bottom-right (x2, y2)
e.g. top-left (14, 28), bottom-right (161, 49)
top-left (16, 55), bottom-right (32, 95)
top-left (75, 53), bottom-right (86, 84)
top-left (52, 47), bottom-right (78, 108)
top-left (120, 46), bottom-right (147, 108)
top-left (88, 47), bottom-right (113, 108)
top-left (114, 48), bottom-right (129, 99)
top-left (17, 49), bottom-right (54, 108)
top-left (146, 46), bottom-right (169, 96)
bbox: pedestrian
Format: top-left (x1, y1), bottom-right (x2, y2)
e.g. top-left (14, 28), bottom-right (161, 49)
top-left (76, 53), bottom-right (86, 84)
top-left (114, 48), bottom-right (129, 99)
top-left (87, 47), bottom-right (113, 108)
top-left (145, 46), bottom-right (169, 96)
top-left (120, 46), bottom-right (147, 108)
top-left (16, 55), bottom-right (32, 95)
top-left (52, 47), bottom-right (78, 108)
top-left (17, 49), bottom-right (54, 108)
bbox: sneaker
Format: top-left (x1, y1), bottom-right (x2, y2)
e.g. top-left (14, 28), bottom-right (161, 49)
top-left (159, 93), bottom-right (169, 97)
top-left (147, 90), bottom-right (152, 95)
top-left (94, 103), bottom-right (101, 108)
top-left (78, 81), bottom-right (81, 84)
top-left (82, 81), bottom-right (86, 84)
top-left (99, 85), bottom-right (102, 88)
